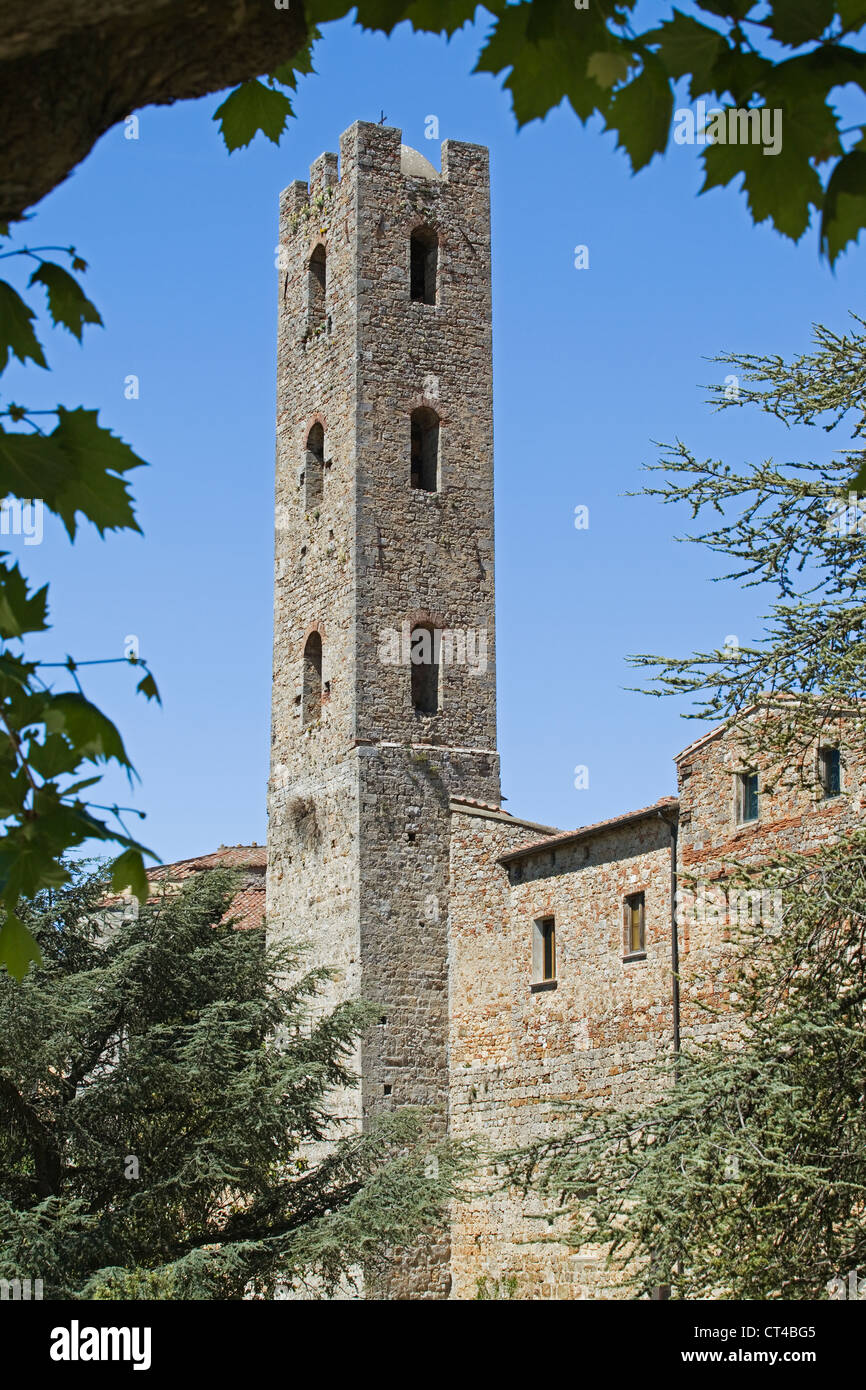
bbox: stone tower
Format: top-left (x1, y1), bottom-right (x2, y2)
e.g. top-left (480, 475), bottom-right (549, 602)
top-left (267, 121), bottom-right (499, 1296)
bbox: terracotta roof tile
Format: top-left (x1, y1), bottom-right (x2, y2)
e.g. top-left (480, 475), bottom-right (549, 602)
top-left (105, 844), bottom-right (266, 931)
top-left (498, 797), bottom-right (679, 864)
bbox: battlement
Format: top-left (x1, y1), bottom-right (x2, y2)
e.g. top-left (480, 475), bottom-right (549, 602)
top-left (279, 121), bottom-right (489, 220)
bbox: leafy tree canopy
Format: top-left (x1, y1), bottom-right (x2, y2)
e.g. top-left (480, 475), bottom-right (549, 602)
top-left (2, 2), bottom-right (865, 263)
top-left (0, 866), bottom-right (463, 1298)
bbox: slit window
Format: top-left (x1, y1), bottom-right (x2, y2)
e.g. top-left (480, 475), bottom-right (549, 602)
top-left (624, 893), bottom-right (645, 957)
top-left (410, 625), bottom-right (439, 714)
top-left (302, 632), bottom-right (322, 726)
top-left (737, 771), bottom-right (759, 823)
top-left (532, 916), bottom-right (556, 984)
top-left (410, 227), bottom-right (438, 304)
top-left (304, 423), bottom-right (324, 511)
top-left (818, 746), bottom-right (841, 798)
top-left (410, 408), bottom-right (439, 492)
top-left (308, 244), bottom-right (326, 326)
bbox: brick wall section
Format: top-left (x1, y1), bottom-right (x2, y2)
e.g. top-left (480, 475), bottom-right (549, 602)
top-left (448, 803), bottom-right (677, 1299)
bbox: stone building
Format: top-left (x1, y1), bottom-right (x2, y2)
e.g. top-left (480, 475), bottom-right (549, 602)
top-left (208, 120), bottom-right (862, 1298)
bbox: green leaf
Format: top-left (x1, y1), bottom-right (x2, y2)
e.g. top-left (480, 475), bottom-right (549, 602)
top-left (28, 262), bottom-right (102, 341)
top-left (304, 0), bottom-right (357, 19)
top-left (42, 692), bottom-right (132, 769)
top-left (767, 0), bottom-right (836, 46)
top-left (110, 847), bottom-right (150, 904)
top-left (587, 51), bottom-right (631, 91)
top-left (405, 0), bottom-right (483, 37)
top-left (136, 672), bottom-right (161, 704)
top-left (214, 81), bottom-right (294, 152)
top-left (693, 0), bottom-right (754, 18)
top-left (700, 98), bottom-right (835, 241)
top-left (27, 733), bottom-right (86, 780)
top-left (50, 407), bottom-right (145, 539)
top-left (837, 0), bottom-right (866, 28)
top-left (0, 911), bottom-right (42, 979)
top-left (646, 10), bottom-right (725, 98)
top-left (0, 425), bottom-right (68, 507)
top-left (474, 2), bottom-right (613, 126)
top-left (607, 54), bottom-right (674, 173)
top-left (0, 280), bottom-right (47, 372)
top-left (270, 30), bottom-right (319, 88)
top-left (0, 560), bottom-right (49, 639)
top-left (350, 0), bottom-right (413, 30)
top-left (820, 150), bottom-right (866, 265)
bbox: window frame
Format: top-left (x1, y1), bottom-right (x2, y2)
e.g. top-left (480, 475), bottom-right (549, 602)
top-left (410, 407), bottom-right (440, 493)
top-left (736, 770), bottom-right (759, 824)
top-left (301, 631), bottom-right (323, 727)
top-left (623, 891), bottom-right (646, 961)
top-left (307, 244), bottom-right (326, 327)
top-left (409, 624), bottom-right (440, 715)
top-left (409, 227), bottom-right (438, 306)
top-left (818, 745), bottom-right (842, 799)
top-left (531, 915), bottom-right (557, 989)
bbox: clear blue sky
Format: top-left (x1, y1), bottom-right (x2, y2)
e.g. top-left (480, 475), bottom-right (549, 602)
top-left (2, 8), bottom-right (861, 864)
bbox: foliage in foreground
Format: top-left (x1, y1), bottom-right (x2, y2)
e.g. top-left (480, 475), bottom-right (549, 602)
top-left (0, 866), bottom-right (464, 1298)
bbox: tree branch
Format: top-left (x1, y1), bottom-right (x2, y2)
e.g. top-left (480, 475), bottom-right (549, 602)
top-left (0, 0), bottom-right (312, 223)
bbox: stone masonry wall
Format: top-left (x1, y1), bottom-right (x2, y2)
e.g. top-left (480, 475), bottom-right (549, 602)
top-left (267, 122), bottom-right (501, 1298)
top-left (676, 716), bottom-right (866, 1047)
top-left (448, 804), bottom-right (676, 1299)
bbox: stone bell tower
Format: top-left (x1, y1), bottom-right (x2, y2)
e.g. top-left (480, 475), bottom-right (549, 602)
top-left (266, 121), bottom-right (499, 1296)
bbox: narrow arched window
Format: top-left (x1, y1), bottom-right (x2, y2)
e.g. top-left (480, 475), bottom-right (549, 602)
top-left (410, 625), bottom-right (439, 715)
top-left (410, 228), bottom-right (438, 304)
top-left (410, 408), bottom-right (439, 492)
top-left (302, 632), bottom-right (323, 726)
top-left (308, 245), bottom-right (326, 325)
top-left (304, 423), bottom-right (324, 511)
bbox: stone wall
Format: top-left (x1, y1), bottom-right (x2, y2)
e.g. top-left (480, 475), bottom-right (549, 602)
top-left (676, 715), bottom-right (866, 1046)
top-left (447, 802), bottom-right (677, 1299)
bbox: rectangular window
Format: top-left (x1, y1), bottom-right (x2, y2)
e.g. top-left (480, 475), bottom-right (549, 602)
top-left (738, 771), bottom-right (759, 823)
top-left (818, 746), bottom-right (841, 798)
top-left (532, 916), bottom-right (556, 986)
top-left (624, 892), bottom-right (645, 958)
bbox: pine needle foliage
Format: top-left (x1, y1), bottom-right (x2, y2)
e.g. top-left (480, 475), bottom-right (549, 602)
top-left (0, 866), bottom-right (465, 1299)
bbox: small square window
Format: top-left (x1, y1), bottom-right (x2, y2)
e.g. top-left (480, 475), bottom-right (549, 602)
top-left (737, 771), bottom-right (759, 823)
top-left (532, 916), bottom-right (556, 984)
top-left (624, 892), bottom-right (645, 958)
top-left (818, 746), bottom-right (841, 799)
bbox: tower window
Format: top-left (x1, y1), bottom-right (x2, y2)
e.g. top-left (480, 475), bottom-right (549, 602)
top-left (302, 631), bottom-right (322, 726)
top-left (410, 408), bottom-right (439, 492)
top-left (308, 244), bottom-right (326, 326)
top-left (532, 916), bottom-right (556, 985)
top-left (818, 746), bottom-right (841, 798)
top-left (624, 893), bottom-right (645, 958)
top-left (737, 771), bottom-right (759, 823)
top-left (304, 423), bottom-right (324, 512)
top-left (410, 227), bottom-right (438, 304)
top-left (410, 625), bottom-right (439, 714)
